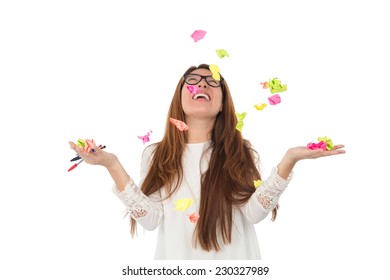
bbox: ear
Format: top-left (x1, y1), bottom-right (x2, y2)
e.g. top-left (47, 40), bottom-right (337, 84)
top-left (219, 105), bottom-right (223, 112)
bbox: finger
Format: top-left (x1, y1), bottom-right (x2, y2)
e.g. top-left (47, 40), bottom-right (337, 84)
top-left (69, 141), bottom-right (88, 154)
top-left (69, 141), bottom-right (77, 149)
top-left (73, 145), bottom-right (88, 156)
top-left (332, 144), bottom-right (345, 150)
top-left (69, 141), bottom-right (81, 153)
top-left (322, 149), bottom-right (346, 157)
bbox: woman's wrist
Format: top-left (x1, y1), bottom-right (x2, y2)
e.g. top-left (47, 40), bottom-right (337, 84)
top-left (105, 155), bottom-right (121, 171)
top-left (277, 151), bottom-right (298, 179)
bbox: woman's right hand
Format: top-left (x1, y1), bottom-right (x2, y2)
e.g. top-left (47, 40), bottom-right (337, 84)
top-left (69, 140), bottom-right (119, 169)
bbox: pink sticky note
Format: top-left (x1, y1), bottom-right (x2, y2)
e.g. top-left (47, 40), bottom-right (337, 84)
top-left (170, 118), bottom-right (189, 131)
top-left (307, 141), bottom-right (327, 150)
top-left (138, 131), bottom-right (152, 144)
top-left (191, 30), bottom-right (207, 42)
top-left (188, 213), bottom-right (200, 223)
top-left (186, 85), bottom-right (200, 95)
top-left (268, 94), bottom-right (281, 105)
top-left (84, 139), bottom-right (95, 153)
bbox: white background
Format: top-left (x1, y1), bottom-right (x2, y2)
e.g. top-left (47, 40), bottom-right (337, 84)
top-left (1, 0), bottom-right (389, 279)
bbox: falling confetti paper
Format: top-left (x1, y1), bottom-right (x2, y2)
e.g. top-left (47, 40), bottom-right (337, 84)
top-left (254, 103), bottom-right (267, 110)
top-left (188, 212), bottom-right (200, 223)
top-left (260, 82), bottom-right (268, 89)
top-left (215, 49), bottom-right (229, 58)
top-left (186, 85), bottom-right (200, 95)
top-left (235, 112), bottom-right (246, 132)
top-left (307, 141), bottom-right (327, 151)
top-left (191, 30), bottom-right (207, 42)
top-left (317, 136), bottom-right (334, 150)
top-left (170, 117), bottom-right (189, 131)
top-left (175, 198), bottom-right (195, 211)
top-left (138, 130), bottom-right (153, 144)
top-left (261, 78), bottom-right (288, 94)
top-left (268, 94), bottom-right (281, 105)
top-left (253, 180), bottom-right (263, 189)
top-left (209, 64), bottom-right (221, 81)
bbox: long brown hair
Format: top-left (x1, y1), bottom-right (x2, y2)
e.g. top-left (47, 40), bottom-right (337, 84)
top-left (130, 64), bottom-right (278, 251)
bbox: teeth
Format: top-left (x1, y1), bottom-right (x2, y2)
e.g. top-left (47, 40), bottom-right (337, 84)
top-left (192, 93), bottom-right (210, 101)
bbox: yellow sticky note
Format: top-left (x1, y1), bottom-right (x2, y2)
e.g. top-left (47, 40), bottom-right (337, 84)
top-left (254, 103), bottom-right (267, 110)
top-left (254, 180), bottom-right (263, 189)
top-left (175, 198), bottom-right (195, 211)
top-left (317, 136), bottom-right (334, 150)
top-left (215, 49), bottom-right (229, 58)
top-left (76, 138), bottom-right (85, 148)
top-left (235, 112), bottom-right (246, 132)
top-left (209, 64), bottom-right (221, 81)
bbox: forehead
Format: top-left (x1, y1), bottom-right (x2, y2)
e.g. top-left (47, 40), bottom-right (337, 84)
top-left (189, 68), bottom-right (212, 76)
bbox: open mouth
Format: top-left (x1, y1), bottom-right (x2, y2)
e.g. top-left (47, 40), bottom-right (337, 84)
top-left (192, 93), bottom-right (211, 101)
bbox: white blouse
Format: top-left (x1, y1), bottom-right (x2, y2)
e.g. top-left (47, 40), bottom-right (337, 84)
top-left (113, 141), bottom-right (293, 259)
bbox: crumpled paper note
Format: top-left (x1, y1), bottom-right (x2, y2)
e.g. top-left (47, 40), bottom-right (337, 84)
top-left (235, 112), bottom-right (246, 132)
top-left (215, 49), bottom-right (229, 58)
top-left (138, 130), bottom-right (152, 144)
top-left (317, 136), bottom-right (334, 150)
top-left (261, 78), bottom-right (287, 94)
top-left (170, 118), bottom-right (189, 131)
top-left (268, 94), bottom-right (281, 105)
top-left (253, 180), bottom-right (263, 189)
top-left (191, 30), bottom-right (207, 42)
top-left (254, 103), bottom-right (267, 110)
top-left (209, 64), bottom-right (221, 81)
top-left (175, 198), bottom-right (195, 211)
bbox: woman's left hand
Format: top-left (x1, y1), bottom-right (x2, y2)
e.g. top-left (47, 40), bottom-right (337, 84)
top-left (277, 144), bottom-right (346, 179)
top-left (285, 144), bottom-right (346, 162)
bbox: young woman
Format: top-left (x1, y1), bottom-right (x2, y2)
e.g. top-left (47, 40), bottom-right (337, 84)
top-left (69, 64), bottom-right (345, 259)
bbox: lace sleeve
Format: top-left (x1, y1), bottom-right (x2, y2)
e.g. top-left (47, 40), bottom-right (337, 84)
top-left (112, 178), bottom-right (163, 231)
top-left (239, 166), bottom-right (293, 224)
top-left (255, 166), bottom-right (293, 211)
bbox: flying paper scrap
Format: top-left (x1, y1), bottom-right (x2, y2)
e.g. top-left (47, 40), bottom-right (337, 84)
top-left (138, 130), bottom-right (152, 144)
top-left (188, 212), bottom-right (200, 223)
top-left (261, 78), bottom-right (287, 94)
top-left (175, 198), bottom-right (195, 211)
top-left (268, 94), bottom-right (281, 105)
top-left (191, 30), bottom-right (207, 42)
top-left (254, 103), bottom-right (267, 110)
top-left (235, 112), bottom-right (246, 132)
top-left (253, 180), bottom-right (263, 189)
top-left (209, 64), bottom-right (221, 81)
top-left (187, 85), bottom-right (200, 95)
top-left (170, 118), bottom-right (189, 131)
top-left (215, 49), bottom-right (229, 58)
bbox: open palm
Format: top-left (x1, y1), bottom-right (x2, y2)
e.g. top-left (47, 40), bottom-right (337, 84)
top-left (287, 144), bottom-right (346, 161)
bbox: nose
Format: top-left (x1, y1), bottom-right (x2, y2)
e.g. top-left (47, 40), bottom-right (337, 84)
top-left (197, 78), bottom-right (208, 88)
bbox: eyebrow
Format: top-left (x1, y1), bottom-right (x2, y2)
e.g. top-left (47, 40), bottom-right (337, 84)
top-left (187, 74), bottom-right (213, 77)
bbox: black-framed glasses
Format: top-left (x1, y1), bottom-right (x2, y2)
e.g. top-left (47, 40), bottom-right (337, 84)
top-left (183, 74), bottom-right (224, 88)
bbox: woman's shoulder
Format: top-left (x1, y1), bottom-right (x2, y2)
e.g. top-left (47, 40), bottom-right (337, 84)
top-left (142, 142), bottom-right (159, 159)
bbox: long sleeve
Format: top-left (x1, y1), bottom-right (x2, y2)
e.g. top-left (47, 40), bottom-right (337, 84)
top-left (112, 144), bottom-right (163, 231)
top-left (239, 166), bottom-right (293, 224)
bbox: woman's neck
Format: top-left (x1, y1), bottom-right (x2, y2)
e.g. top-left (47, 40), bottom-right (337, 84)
top-left (185, 117), bottom-right (214, 143)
